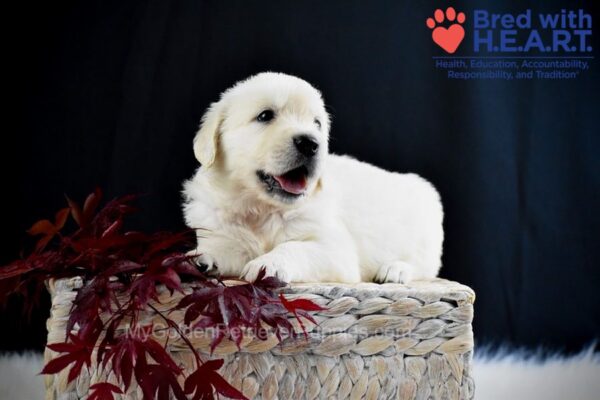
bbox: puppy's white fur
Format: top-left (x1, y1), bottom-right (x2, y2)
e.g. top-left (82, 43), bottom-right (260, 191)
top-left (183, 72), bottom-right (443, 283)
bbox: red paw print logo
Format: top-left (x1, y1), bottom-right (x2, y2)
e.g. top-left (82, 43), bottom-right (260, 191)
top-left (426, 7), bottom-right (466, 54)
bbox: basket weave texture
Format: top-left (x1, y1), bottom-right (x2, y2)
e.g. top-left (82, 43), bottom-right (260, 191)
top-left (45, 278), bottom-right (475, 400)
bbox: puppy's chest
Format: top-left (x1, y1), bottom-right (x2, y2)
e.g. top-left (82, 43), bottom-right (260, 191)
top-left (220, 212), bottom-right (298, 255)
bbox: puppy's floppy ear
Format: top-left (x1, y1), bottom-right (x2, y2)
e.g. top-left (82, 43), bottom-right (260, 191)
top-left (193, 102), bottom-right (223, 168)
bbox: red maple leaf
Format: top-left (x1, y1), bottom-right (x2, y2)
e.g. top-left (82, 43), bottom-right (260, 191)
top-left (251, 267), bottom-right (287, 290)
top-left (66, 187), bottom-right (102, 229)
top-left (136, 363), bottom-right (187, 400)
top-left (88, 383), bottom-right (123, 400)
top-left (101, 324), bottom-right (182, 391)
top-left (177, 268), bottom-right (324, 352)
top-left (278, 293), bottom-right (325, 337)
top-left (129, 261), bottom-right (183, 308)
top-left (184, 359), bottom-right (247, 400)
top-left (178, 283), bottom-right (278, 352)
top-left (0, 259), bottom-right (32, 280)
top-left (67, 276), bottom-right (122, 334)
top-left (42, 332), bottom-right (95, 383)
top-left (27, 207), bottom-right (70, 252)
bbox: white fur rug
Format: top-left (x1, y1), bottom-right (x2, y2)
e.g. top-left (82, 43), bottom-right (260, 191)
top-left (473, 346), bottom-right (600, 400)
top-left (0, 352), bottom-right (46, 400)
top-left (0, 349), bottom-right (598, 399)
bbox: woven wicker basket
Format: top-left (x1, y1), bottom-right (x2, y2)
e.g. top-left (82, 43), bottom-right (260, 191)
top-left (45, 278), bottom-right (475, 400)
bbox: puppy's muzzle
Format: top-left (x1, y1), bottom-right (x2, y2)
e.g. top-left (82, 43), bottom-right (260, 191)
top-left (293, 134), bottom-right (319, 158)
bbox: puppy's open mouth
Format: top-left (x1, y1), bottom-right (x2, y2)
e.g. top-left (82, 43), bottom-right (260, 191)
top-left (257, 166), bottom-right (309, 198)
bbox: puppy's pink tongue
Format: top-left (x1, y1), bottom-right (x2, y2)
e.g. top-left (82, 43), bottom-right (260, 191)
top-left (274, 174), bottom-right (307, 195)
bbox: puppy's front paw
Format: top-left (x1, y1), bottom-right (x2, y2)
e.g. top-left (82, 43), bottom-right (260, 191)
top-left (241, 254), bottom-right (291, 283)
top-left (374, 261), bottom-right (415, 284)
top-left (186, 250), bottom-right (218, 275)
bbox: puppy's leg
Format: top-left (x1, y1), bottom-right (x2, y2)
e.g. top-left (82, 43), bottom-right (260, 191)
top-left (241, 239), bottom-right (361, 283)
top-left (186, 249), bottom-right (218, 275)
top-left (240, 248), bottom-right (291, 282)
top-left (374, 261), bottom-right (417, 284)
top-left (188, 241), bottom-right (253, 278)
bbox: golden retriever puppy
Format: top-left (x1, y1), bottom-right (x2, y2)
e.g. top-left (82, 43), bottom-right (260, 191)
top-left (182, 72), bottom-right (443, 283)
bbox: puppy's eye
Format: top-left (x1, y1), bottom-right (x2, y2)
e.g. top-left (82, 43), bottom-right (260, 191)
top-left (314, 118), bottom-right (322, 129)
top-left (256, 110), bottom-right (275, 123)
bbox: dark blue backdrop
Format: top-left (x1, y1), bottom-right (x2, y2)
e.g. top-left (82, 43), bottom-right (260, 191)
top-left (2, 0), bottom-right (599, 352)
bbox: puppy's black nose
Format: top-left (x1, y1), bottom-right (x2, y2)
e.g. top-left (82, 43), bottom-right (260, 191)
top-left (293, 135), bottom-right (319, 157)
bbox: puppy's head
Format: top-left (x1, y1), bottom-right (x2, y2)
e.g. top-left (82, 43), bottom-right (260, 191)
top-left (194, 72), bottom-right (329, 206)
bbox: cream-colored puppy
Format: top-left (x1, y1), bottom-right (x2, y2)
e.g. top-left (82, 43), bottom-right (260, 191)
top-left (182, 72), bottom-right (443, 283)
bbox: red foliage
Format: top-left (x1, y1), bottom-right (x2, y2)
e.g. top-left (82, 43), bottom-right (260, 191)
top-left (27, 207), bottom-right (70, 252)
top-left (278, 293), bottom-right (326, 337)
top-left (42, 332), bottom-right (95, 383)
top-left (0, 189), bottom-right (325, 400)
top-left (88, 383), bottom-right (123, 400)
top-left (176, 268), bottom-right (300, 352)
top-left (185, 359), bottom-right (246, 400)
